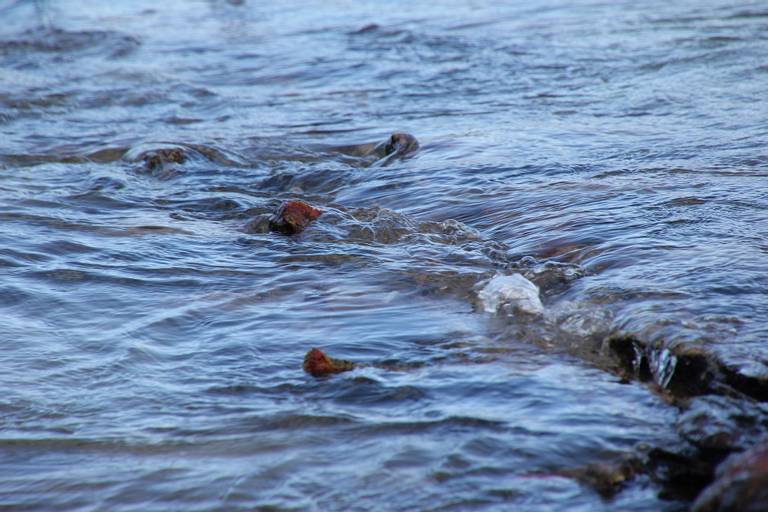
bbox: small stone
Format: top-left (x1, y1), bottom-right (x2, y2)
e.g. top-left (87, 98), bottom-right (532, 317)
top-left (268, 200), bottom-right (322, 235)
top-left (303, 348), bottom-right (355, 377)
top-left (477, 273), bottom-right (544, 315)
top-left (382, 132), bottom-right (419, 157)
top-left (140, 147), bottom-right (186, 171)
top-left (566, 456), bottom-right (641, 498)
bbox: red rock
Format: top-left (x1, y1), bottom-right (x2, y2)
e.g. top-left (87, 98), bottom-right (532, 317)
top-left (269, 200), bottom-right (322, 235)
top-left (303, 348), bottom-right (355, 377)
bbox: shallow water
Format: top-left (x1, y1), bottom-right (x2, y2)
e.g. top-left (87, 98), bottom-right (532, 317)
top-left (2, 0), bottom-right (767, 510)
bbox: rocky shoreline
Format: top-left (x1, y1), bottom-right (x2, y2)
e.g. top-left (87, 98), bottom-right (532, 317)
top-left (130, 134), bottom-right (768, 510)
top-left (303, 335), bottom-right (768, 510)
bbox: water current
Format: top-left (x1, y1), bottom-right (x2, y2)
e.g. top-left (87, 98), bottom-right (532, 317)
top-left (2, 0), bottom-right (767, 510)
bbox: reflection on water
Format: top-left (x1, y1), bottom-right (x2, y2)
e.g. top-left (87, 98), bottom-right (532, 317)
top-left (1, 0), bottom-right (767, 509)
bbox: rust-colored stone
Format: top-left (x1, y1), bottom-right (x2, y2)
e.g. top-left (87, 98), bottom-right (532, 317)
top-left (303, 348), bottom-right (355, 377)
top-left (268, 200), bottom-right (322, 235)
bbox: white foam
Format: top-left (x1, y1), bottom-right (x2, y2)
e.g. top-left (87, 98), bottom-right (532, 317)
top-left (478, 273), bottom-right (544, 315)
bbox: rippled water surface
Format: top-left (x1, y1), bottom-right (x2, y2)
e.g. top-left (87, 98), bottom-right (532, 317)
top-left (2, 0), bottom-right (768, 510)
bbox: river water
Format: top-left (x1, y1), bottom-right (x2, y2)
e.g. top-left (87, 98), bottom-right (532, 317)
top-left (2, 0), bottom-right (767, 510)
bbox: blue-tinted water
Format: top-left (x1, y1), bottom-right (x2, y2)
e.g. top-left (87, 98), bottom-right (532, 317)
top-left (2, 0), bottom-right (767, 509)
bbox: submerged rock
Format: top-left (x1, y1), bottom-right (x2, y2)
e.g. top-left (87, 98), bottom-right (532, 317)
top-left (477, 273), bottom-right (544, 315)
top-left (331, 132), bottom-right (419, 164)
top-left (563, 455), bottom-right (642, 498)
top-left (125, 146), bottom-right (187, 174)
top-left (692, 441), bottom-right (768, 512)
top-left (376, 132), bottom-right (419, 159)
top-left (268, 200), bottom-right (322, 235)
top-left (644, 447), bottom-right (715, 502)
top-left (141, 147), bottom-right (186, 170)
top-left (303, 348), bottom-right (356, 377)
top-left (678, 395), bottom-right (768, 455)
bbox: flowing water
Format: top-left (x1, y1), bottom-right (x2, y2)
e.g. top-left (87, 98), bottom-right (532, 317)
top-left (2, 0), bottom-right (767, 510)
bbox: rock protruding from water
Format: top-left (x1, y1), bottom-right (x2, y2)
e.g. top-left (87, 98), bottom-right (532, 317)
top-left (303, 348), bottom-right (356, 377)
top-left (379, 132), bottom-right (419, 158)
top-left (562, 455), bottom-right (643, 498)
top-left (692, 441), bottom-right (768, 512)
top-left (124, 144), bottom-right (187, 173)
top-left (268, 200), bottom-right (322, 235)
top-left (477, 273), bottom-right (544, 315)
top-left (678, 395), bottom-right (768, 455)
top-left (328, 132), bottom-right (419, 165)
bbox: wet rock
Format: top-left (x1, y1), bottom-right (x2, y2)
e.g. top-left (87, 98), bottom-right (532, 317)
top-left (604, 334), bottom-right (768, 504)
top-left (606, 334), bottom-right (768, 405)
top-left (377, 132), bottom-right (419, 159)
top-left (692, 441), bottom-right (768, 512)
top-left (563, 455), bottom-right (642, 498)
top-left (303, 348), bottom-right (356, 377)
top-left (645, 447), bottom-right (715, 502)
top-left (605, 335), bottom-right (717, 398)
top-left (719, 363), bottom-right (768, 403)
top-left (124, 144), bottom-right (189, 176)
top-left (331, 132), bottom-right (419, 164)
top-left (665, 346), bottom-right (718, 398)
top-left (268, 200), bottom-right (322, 235)
top-left (138, 147), bottom-right (186, 172)
top-left (477, 273), bottom-right (544, 315)
top-left (677, 395), bottom-right (768, 455)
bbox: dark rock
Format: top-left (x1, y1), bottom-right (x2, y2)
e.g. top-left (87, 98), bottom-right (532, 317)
top-left (303, 348), bottom-right (356, 377)
top-left (605, 335), bottom-right (717, 399)
top-left (606, 335), bottom-right (652, 382)
top-left (645, 447), bottom-right (715, 502)
top-left (268, 200), bottom-right (322, 235)
top-left (328, 132), bottom-right (419, 165)
top-left (368, 132), bottom-right (419, 164)
top-left (720, 364), bottom-right (768, 402)
top-left (138, 147), bottom-right (186, 172)
top-left (692, 441), bottom-right (768, 512)
top-left (677, 395), bottom-right (768, 456)
top-left (379, 132), bottom-right (419, 158)
top-left (666, 346), bottom-right (717, 398)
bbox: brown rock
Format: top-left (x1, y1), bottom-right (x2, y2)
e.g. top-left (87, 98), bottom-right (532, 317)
top-left (140, 147), bottom-right (186, 171)
top-left (692, 441), bottom-right (768, 512)
top-left (268, 200), bottom-right (322, 235)
top-left (303, 348), bottom-right (356, 377)
top-left (381, 132), bottom-right (419, 158)
top-left (564, 456), bottom-right (642, 498)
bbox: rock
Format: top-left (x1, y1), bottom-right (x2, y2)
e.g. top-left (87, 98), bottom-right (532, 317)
top-left (477, 273), bottom-right (544, 315)
top-left (605, 336), bottom-right (718, 398)
top-left (677, 395), bottom-right (768, 455)
top-left (333, 132), bottom-right (419, 163)
top-left (564, 455), bottom-right (642, 498)
top-left (692, 441), bottom-right (768, 512)
top-left (645, 447), bottom-right (715, 502)
top-left (268, 200), bottom-right (322, 235)
top-left (129, 146), bottom-right (187, 173)
top-left (377, 132), bottom-right (419, 159)
top-left (303, 348), bottom-right (356, 377)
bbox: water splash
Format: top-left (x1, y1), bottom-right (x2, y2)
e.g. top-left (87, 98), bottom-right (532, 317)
top-left (650, 347), bottom-right (678, 389)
